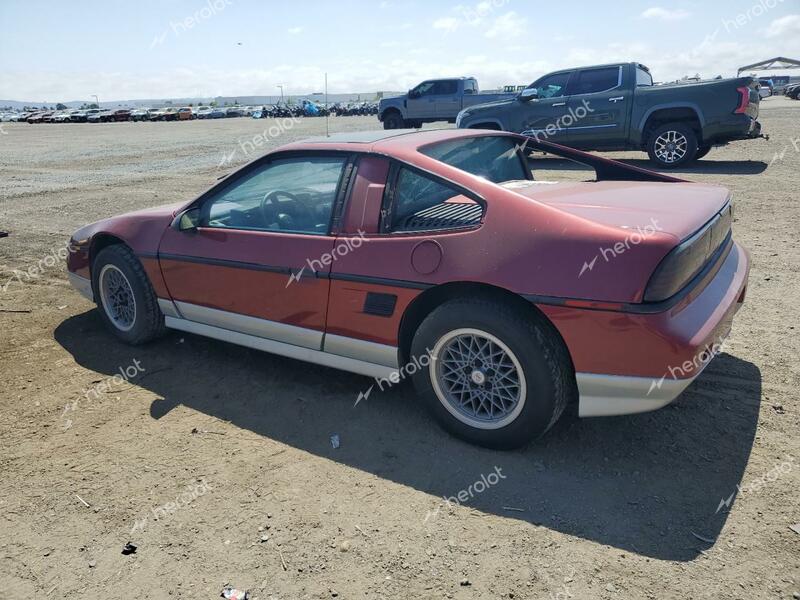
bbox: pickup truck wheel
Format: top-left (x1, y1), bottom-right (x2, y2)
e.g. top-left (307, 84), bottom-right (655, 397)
top-left (382, 111), bottom-right (405, 130)
top-left (409, 298), bottom-right (575, 449)
top-left (695, 146), bottom-right (712, 160)
top-left (647, 122), bottom-right (698, 168)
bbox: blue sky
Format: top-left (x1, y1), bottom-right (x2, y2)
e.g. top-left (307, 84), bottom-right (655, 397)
top-left (1, 0), bottom-right (799, 101)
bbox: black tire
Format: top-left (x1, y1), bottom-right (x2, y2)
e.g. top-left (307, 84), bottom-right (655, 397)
top-left (382, 111), bottom-right (405, 130)
top-left (409, 298), bottom-right (575, 449)
top-left (92, 244), bottom-right (166, 345)
top-left (695, 146), bottom-right (712, 160)
top-left (646, 122), bottom-right (698, 168)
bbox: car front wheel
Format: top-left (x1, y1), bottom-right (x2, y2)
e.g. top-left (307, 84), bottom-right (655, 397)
top-left (92, 245), bottom-right (166, 345)
top-left (410, 298), bottom-right (575, 449)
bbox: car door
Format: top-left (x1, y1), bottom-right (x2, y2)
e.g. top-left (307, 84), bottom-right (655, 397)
top-left (516, 71), bottom-right (573, 142)
top-left (406, 81), bottom-right (438, 120)
top-left (434, 80), bottom-right (461, 119)
top-left (157, 152), bottom-right (354, 350)
top-left (565, 65), bottom-right (630, 149)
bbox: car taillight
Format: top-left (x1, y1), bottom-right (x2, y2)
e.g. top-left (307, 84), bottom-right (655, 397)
top-left (644, 203), bottom-right (733, 302)
top-left (734, 86), bottom-right (750, 114)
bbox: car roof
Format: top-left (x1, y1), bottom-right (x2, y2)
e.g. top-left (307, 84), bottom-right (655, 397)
top-left (300, 129), bottom-right (422, 144)
top-left (287, 128), bottom-right (517, 152)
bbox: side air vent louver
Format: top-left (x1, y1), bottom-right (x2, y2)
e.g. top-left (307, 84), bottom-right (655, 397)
top-left (395, 203), bottom-right (482, 232)
top-left (363, 292), bottom-right (398, 317)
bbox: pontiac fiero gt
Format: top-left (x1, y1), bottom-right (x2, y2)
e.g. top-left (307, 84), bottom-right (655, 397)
top-left (67, 129), bottom-right (749, 448)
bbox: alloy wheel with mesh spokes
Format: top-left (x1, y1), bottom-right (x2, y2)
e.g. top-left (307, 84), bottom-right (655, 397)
top-left (91, 244), bottom-right (165, 345)
top-left (410, 297), bottom-right (575, 449)
top-left (99, 264), bottom-right (137, 332)
top-left (431, 328), bottom-right (527, 430)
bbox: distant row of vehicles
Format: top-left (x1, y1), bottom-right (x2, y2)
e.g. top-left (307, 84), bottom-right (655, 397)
top-left (783, 82), bottom-right (800, 100)
top-left (2, 100), bottom-right (381, 124)
top-left (8, 105), bottom-right (254, 124)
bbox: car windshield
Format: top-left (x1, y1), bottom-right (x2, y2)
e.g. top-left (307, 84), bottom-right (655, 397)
top-left (419, 136), bottom-right (528, 184)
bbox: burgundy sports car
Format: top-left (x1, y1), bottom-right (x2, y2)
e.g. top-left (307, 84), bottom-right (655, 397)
top-left (67, 129), bottom-right (749, 448)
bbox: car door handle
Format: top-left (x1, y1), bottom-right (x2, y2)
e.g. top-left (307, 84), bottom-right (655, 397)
top-left (552, 102), bottom-right (566, 107)
top-left (609, 96), bottom-right (624, 102)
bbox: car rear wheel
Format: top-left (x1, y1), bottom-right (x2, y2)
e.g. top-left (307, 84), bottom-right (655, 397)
top-left (93, 245), bottom-right (166, 345)
top-left (647, 122), bottom-right (698, 168)
top-left (410, 298), bottom-right (575, 449)
top-left (382, 111), bottom-right (405, 130)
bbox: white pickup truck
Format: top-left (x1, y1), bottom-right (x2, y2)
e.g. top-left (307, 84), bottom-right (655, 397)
top-left (378, 77), bottom-right (516, 129)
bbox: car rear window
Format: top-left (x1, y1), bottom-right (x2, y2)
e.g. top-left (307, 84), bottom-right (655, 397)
top-left (570, 67), bottom-right (621, 95)
top-left (419, 136), bottom-right (528, 184)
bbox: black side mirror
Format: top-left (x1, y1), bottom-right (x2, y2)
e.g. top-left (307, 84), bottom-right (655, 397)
top-left (519, 88), bottom-right (539, 102)
top-left (409, 90), bottom-right (420, 99)
top-left (172, 207), bottom-right (201, 232)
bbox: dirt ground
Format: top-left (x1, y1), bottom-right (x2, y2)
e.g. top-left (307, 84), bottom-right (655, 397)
top-left (0, 99), bottom-right (798, 600)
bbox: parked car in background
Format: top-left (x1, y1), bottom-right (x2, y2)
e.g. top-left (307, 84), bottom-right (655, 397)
top-left (130, 109), bottom-right (150, 121)
top-left (149, 108), bottom-right (178, 121)
top-left (379, 78), bottom-right (517, 129)
top-left (208, 108), bottom-right (226, 119)
top-left (177, 107), bottom-right (193, 120)
top-left (70, 108), bottom-right (101, 123)
top-left (457, 62), bottom-right (765, 168)
top-left (53, 111), bottom-right (77, 122)
top-left (224, 106), bottom-right (245, 117)
top-left (758, 79), bottom-right (773, 99)
top-left (195, 106), bottom-right (213, 119)
top-left (109, 109), bottom-right (132, 122)
top-left (66, 128), bottom-right (749, 449)
top-left (785, 83), bottom-right (800, 100)
top-left (88, 110), bottom-right (114, 123)
top-left (28, 112), bottom-right (52, 123)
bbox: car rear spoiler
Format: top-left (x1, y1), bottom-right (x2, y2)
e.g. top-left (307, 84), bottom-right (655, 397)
top-left (516, 135), bottom-right (686, 183)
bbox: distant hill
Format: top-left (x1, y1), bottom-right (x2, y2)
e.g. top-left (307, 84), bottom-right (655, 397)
top-left (0, 91), bottom-right (405, 111)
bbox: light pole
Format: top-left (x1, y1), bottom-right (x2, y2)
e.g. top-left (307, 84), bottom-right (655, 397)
top-left (92, 95), bottom-right (99, 107)
top-left (276, 85), bottom-right (284, 104)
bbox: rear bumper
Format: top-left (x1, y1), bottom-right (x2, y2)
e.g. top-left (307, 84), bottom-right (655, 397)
top-left (542, 241), bottom-right (750, 417)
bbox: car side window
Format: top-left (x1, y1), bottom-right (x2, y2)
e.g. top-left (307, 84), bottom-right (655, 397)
top-left (528, 72), bottom-right (571, 99)
top-left (386, 168), bottom-right (483, 233)
top-left (569, 67), bottom-right (621, 95)
top-left (201, 156), bottom-right (347, 235)
top-left (413, 82), bottom-right (437, 97)
top-left (636, 67), bottom-right (653, 87)
top-left (434, 80), bottom-right (459, 95)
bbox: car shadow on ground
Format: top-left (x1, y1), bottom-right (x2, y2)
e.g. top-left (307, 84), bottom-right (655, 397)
top-left (55, 310), bottom-right (762, 562)
top-left (529, 155), bottom-right (769, 176)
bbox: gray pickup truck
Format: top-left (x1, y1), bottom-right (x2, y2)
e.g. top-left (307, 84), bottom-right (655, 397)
top-left (378, 77), bottom-right (516, 130)
top-left (456, 62), bottom-right (765, 168)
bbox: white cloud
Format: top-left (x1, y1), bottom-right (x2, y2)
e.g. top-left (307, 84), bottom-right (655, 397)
top-left (433, 0), bottom-right (512, 32)
top-left (287, 26), bottom-right (303, 35)
top-left (485, 11), bottom-right (526, 39)
top-left (433, 17), bottom-right (461, 33)
top-left (640, 7), bottom-right (691, 21)
top-left (762, 14), bottom-right (800, 38)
